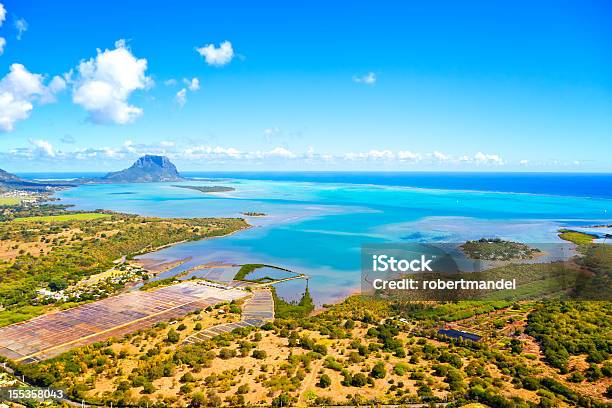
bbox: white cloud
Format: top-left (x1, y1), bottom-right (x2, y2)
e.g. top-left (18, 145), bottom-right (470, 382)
top-left (0, 63), bottom-right (65, 132)
top-left (183, 145), bottom-right (242, 160)
top-left (195, 41), bottom-right (234, 66)
top-left (263, 127), bottom-right (281, 142)
top-left (519, 159), bottom-right (529, 165)
top-left (344, 149), bottom-right (395, 160)
top-left (175, 88), bottom-right (187, 107)
top-left (15, 18), bottom-right (27, 40)
top-left (474, 151), bottom-right (503, 165)
top-left (398, 150), bottom-right (421, 161)
top-left (163, 78), bottom-right (177, 86)
top-left (184, 77), bottom-right (200, 91)
top-left (40, 75), bottom-right (66, 103)
top-left (432, 151), bottom-right (449, 161)
top-left (30, 139), bottom-right (55, 157)
top-left (0, 3), bottom-right (6, 27)
top-left (0, 37), bottom-right (5, 55)
top-left (353, 72), bottom-right (377, 85)
top-left (72, 39), bottom-right (152, 125)
top-left (265, 146), bottom-right (295, 159)
top-left (2, 140), bottom-right (516, 168)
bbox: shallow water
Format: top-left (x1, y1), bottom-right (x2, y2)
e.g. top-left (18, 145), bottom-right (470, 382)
top-left (55, 175), bottom-right (612, 304)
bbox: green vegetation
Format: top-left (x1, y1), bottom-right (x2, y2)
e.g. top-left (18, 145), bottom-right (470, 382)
top-left (0, 208), bottom-right (248, 326)
top-left (1, 210), bottom-right (609, 407)
top-left (0, 197), bottom-right (21, 206)
top-left (140, 277), bottom-right (178, 291)
top-left (461, 238), bottom-right (542, 261)
top-left (9, 292), bottom-right (611, 407)
top-left (233, 263), bottom-right (265, 281)
top-left (12, 212), bottom-right (112, 222)
top-left (0, 203), bottom-right (73, 222)
top-left (526, 301), bottom-right (611, 372)
top-left (272, 287), bottom-right (314, 319)
top-left (233, 263), bottom-right (294, 283)
top-left (394, 300), bottom-right (511, 322)
top-left (559, 229), bottom-right (597, 245)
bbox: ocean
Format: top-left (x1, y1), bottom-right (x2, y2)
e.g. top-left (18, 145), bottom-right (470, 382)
top-left (19, 172), bottom-right (612, 303)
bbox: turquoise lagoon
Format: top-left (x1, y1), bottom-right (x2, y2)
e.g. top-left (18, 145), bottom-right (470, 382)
top-left (56, 177), bottom-right (612, 303)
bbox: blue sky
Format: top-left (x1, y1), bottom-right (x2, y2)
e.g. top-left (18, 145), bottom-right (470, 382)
top-left (0, 0), bottom-right (610, 172)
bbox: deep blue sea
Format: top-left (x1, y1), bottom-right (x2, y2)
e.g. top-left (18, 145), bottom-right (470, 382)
top-left (20, 171), bottom-right (612, 199)
top-left (19, 172), bottom-right (612, 303)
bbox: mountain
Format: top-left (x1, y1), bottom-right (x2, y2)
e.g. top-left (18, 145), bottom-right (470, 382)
top-left (0, 169), bottom-right (24, 183)
top-left (0, 169), bottom-right (73, 192)
top-left (102, 155), bottom-right (184, 183)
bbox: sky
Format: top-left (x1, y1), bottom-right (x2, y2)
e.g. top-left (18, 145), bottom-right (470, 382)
top-left (0, 0), bottom-right (610, 172)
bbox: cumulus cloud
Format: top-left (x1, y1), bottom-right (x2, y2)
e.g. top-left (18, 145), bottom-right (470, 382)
top-left (263, 127), bottom-right (281, 142)
top-left (353, 72), bottom-right (376, 85)
top-left (174, 78), bottom-right (199, 107)
top-left (0, 5), bottom-right (7, 56)
top-left (474, 151), bottom-right (503, 165)
top-left (519, 159), bottom-right (529, 166)
top-left (72, 39), bottom-right (152, 125)
top-left (184, 77), bottom-right (200, 91)
top-left (0, 63), bottom-right (65, 132)
top-left (175, 88), bottom-right (187, 107)
top-left (432, 151), bottom-right (449, 161)
top-left (2, 139), bottom-right (513, 169)
top-left (344, 149), bottom-right (395, 160)
top-left (398, 150), bottom-right (421, 161)
top-left (30, 139), bottom-right (55, 157)
top-left (183, 145), bottom-right (242, 160)
top-left (265, 146), bottom-right (296, 159)
top-left (163, 78), bottom-right (177, 86)
top-left (195, 41), bottom-right (234, 66)
top-left (0, 3), bottom-right (6, 26)
top-left (15, 18), bottom-right (27, 40)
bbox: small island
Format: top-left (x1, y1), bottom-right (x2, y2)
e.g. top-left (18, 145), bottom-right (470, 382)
top-left (241, 211), bottom-right (267, 216)
top-left (461, 238), bottom-right (542, 261)
top-left (172, 185), bottom-right (236, 193)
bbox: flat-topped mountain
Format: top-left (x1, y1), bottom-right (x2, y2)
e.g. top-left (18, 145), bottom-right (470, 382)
top-left (102, 155), bottom-right (184, 183)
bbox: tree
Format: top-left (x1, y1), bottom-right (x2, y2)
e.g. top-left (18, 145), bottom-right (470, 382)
top-left (142, 382), bottom-right (156, 394)
top-left (352, 373), bottom-right (367, 387)
top-left (48, 278), bottom-right (68, 292)
top-left (317, 374), bottom-right (331, 388)
top-left (271, 393), bottom-right (291, 407)
top-left (189, 392), bottom-right (206, 408)
top-left (370, 362), bottom-right (386, 379)
top-left (166, 329), bottom-right (180, 344)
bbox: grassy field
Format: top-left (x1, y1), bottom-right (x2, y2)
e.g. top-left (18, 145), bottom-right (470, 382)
top-left (12, 212), bottom-right (112, 222)
top-left (0, 197), bottom-right (22, 206)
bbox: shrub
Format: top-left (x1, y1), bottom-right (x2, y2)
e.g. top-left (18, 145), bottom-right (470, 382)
top-left (318, 374), bottom-right (331, 388)
top-left (370, 362), bottom-right (386, 379)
